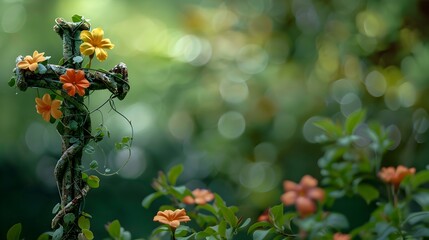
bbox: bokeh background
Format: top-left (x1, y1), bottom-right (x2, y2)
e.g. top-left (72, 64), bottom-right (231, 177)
top-left (1, 0), bottom-right (429, 238)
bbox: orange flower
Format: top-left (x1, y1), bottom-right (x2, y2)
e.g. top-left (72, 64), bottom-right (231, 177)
top-left (379, 165), bottom-right (416, 188)
top-left (333, 233), bottom-right (351, 240)
top-left (183, 188), bottom-right (215, 205)
top-left (153, 209), bottom-right (191, 228)
top-left (60, 69), bottom-right (90, 96)
top-left (257, 209), bottom-right (270, 222)
top-left (80, 28), bottom-right (114, 61)
top-left (16, 50), bottom-right (46, 71)
top-left (280, 175), bottom-right (325, 217)
top-left (35, 93), bottom-right (62, 122)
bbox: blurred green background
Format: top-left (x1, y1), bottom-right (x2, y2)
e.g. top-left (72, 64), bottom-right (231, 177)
top-left (1, 0), bottom-right (429, 238)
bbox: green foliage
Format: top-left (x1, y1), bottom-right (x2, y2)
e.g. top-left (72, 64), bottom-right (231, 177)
top-left (8, 77), bottom-right (15, 87)
top-left (146, 164), bottom-right (250, 240)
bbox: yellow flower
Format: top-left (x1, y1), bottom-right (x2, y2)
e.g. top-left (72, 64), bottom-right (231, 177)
top-left (17, 51), bottom-right (46, 71)
top-left (35, 93), bottom-right (62, 122)
top-left (153, 209), bottom-right (191, 229)
top-left (80, 28), bottom-right (114, 61)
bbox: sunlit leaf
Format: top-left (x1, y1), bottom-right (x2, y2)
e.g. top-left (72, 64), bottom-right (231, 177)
top-left (78, 216), bottom-right (90, 230)
top-left (87, 175), bottom-right (100, 188)
top-left (106, 219), bottom-right (121, 238)
top-left (72, 14), bottom-right (83, 22)
top-left (7, 223), bottom-right (21, 240)
top-left (82, 229), bottom-right (94, 240)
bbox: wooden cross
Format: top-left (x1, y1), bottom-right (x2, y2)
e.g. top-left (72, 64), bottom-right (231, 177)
top-left (13, 17), bottom-right (129, 239)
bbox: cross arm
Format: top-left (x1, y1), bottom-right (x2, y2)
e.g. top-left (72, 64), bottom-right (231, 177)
top-left (14, 56), bottom-right (129, 100)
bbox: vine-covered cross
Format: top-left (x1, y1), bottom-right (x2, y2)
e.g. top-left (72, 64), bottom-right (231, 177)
top-left (12, 17), bottom-right (129, 238)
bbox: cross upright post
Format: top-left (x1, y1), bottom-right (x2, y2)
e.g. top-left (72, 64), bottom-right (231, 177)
top-left (13, 17), bottom-right (129, 239)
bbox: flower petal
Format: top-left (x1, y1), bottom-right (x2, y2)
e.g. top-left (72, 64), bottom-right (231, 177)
top-left (17, 61), bottom-right (30, 69)
top-left (281, 191), bottom-right (297, 205)
top-left (91, 28), bottom-right (105, 43)
top-left (80, 30), bottom-right (93, 42)
top-left (80, 43), bottom-right (95, 56)
top-left (95, 47), bottom-right (108, 61)
top-left (100, 39), bottom-right (115, 49)
top-left (29, 63), bottom-right (39, 72)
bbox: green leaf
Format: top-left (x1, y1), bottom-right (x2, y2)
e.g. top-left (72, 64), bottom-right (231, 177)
top-left (413, 192), bottom-right (429, 208)
top-left (82, 229), bottom-right (94, 240)
top-left (52, 203), bottom-right (61, 214)
top-left (73, 56), bottom-right (83, 64)
top-left (167, 164), bottom-right (184, 185)
top-left (82, 172), bottom-right (89, 182)
top-left (64, 213), bottom-right (75, 224)
top-left (58, 57), bottom-right (65, 65)
top-left (325, 212), bottom-right (349, 229)
top-left (72, 14), bottom-right (83, 22)
top-left (8, 77), bottom-right (15, 87)
top-left (7, 223), bottom-right (21, 240)
top-left (106, 219), bottom-right (121, 238)
top-left (89, 160), bottom-right (98, 169)
top-left (175, 225), bottom-right (192, 237)
top-left (142, 192), bottom-right (164, 208)
top-left (78, 216), bottom-right (90, 230)
top-left (248, 221), bottom-right (272, 234)
top-left (37, 232), bottom-right (52, 240)
top-left (87, 175), bottom-right (100, 188)
top-left (220, 206), bottom-right (238, 228)
top-left (313, 118), bottom-right (342, 138)
top-left (402, 211), bottom-right (429, 225)
top-left (356, 184), bottom-right (379, 204)
top-left (238, 217), bottom-right (252, 231)
top-left (196, 204), bottom-right (218, 216)
top-left (214, 194), bottom-right (226, 208)
top-left (38, 64), bottom-right (47, 74)
top-left (253, 229), bottom-right (275, 240)
top-left (412, 170), bottom-right (429, 189)
top-left (217, 220), bottom-right (227, 238)
top-left (69, 121), bottom-right (78, 131)
top-left (151, 225), bottom-right (170, 236)
top-left (70, 137), bottom-right (80, 144)
top-left (56, 122), bottom-right (65, 135)
top-left (345, 109), bottom-right (366, 135)
top-left (52, 225), bottom-right (63, 240)
top-left (269, 204), bottom-right (284, 230)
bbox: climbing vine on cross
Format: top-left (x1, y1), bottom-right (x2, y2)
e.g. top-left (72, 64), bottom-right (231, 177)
top-left (10, 15), bottom-right (131, 240)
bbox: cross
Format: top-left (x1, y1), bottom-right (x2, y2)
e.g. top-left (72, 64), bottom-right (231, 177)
top-left (13, 17), bottom-right (129, 239)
